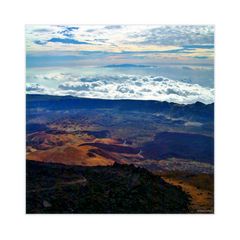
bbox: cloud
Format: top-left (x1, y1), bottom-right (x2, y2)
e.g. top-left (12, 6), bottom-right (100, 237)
top-left (183, 44), bottom-right (214, 49)
top-left (194, 56), bottom-right (209, 59)
top-left (26, 25), bottom-right (214, 66)
top-left (33, 40), bottom-right (46, 45)
top-left (32, 28), bottom-right (52, 33)
top-left (34, 37), bottom-right (91, 45)
top-left (27, 73), bottom-right (214, 104)
top-left (48, 38), bottom-right (91, 45)
top-left (26, 25), bottom-right (214, 104)
top-left (64, 26), bottom-right (79, 31)
top-left (131, 25), bottom-right (214, 46)
top-left (26, 83), bottom-right (47, 93)
top-left (58, 26), bottom-right (79, 37)
top-left (58, 81), bottom-right (104, 91)
top-left (104, 25), bottom-right (122, 30)
top-left (86, 29), bottom-right (97, 33)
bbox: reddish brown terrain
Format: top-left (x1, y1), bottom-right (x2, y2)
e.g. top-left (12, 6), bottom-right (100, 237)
top-left (27, 131), bottom-right (141, 166)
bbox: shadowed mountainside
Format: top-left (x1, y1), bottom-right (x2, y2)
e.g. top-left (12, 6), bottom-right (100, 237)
top-left (142, 132), bottom-right (214, 164)
top-left (26, 94), bottom-right (214, 122)
top-left (26, 160), bottom-right (190, 213)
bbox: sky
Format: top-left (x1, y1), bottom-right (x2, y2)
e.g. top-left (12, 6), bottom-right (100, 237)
top-left (26, 25), bottom-right (214, 104)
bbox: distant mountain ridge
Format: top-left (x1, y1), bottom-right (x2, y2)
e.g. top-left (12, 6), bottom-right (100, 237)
top-left (26, 94), bottom-right (214, 122)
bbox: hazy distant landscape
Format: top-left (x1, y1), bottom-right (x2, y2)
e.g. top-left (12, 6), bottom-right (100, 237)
top-left (26, 25), bottom-right (214, 213)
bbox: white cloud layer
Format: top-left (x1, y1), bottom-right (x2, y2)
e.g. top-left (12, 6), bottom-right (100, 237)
top-left (26, 73), bottom-right (214, 104)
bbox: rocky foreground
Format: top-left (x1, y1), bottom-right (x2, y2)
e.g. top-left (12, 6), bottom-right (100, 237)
top-left (26, 161), bottom-right (190, 213)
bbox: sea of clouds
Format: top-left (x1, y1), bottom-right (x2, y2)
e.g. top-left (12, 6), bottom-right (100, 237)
top-left (26, 73), bottom-right (214, 104)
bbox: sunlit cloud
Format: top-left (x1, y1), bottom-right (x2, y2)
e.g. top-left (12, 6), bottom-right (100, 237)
top-left (26, 73), bottom-right (214, 104)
